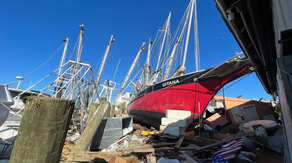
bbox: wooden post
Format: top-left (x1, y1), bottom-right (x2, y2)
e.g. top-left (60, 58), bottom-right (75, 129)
top-left (110, 105), bottom-right (116, 117)
top-left (119, 102), bottom-right (126, 115)
top-left (104, 104), bottom-right (111, 118)
top-left (9, 97), bottom-right (75, 163)
top-left (88, 103), bottom-right (99, 121)
top-left (68, 100), bottom-right (110, 162)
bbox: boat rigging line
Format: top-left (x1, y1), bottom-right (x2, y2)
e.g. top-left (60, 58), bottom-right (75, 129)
top-left (5, 42), bottom-right (67, 86)
top-left (198, 0), bottom-right (237, 53)
top-left (217, 73), bottom-right (252, 94)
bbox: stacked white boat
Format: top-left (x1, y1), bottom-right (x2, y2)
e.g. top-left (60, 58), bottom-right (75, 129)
top-left (0, 84), bottom-right (14, 127)
top-left (0, 84), bottom-right (17, 159)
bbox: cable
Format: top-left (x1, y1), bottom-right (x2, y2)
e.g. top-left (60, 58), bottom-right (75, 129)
top-left (185, 35), bottom-right (223, 67)
top-left (23, 42), bottom-right (65, 79)
top-left (217, 73), bottom-right (251, 94)
top-left (201, 35), bottom-right (223, 57)
top-left (198, 0), bottom-right (237, 53)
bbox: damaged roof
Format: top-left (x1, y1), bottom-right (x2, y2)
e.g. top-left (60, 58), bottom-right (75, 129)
top-left (214, 0), bottom-right (277, 95)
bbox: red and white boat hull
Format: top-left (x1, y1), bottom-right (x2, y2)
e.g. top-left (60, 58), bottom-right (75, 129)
top-left (127, 58), bottom-right (252, 128)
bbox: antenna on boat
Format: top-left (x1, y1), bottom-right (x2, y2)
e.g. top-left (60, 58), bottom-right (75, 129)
top-left (16, 76), bottom-right (24, 89)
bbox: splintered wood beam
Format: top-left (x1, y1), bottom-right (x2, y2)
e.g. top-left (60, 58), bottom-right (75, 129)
top-left (116, 142), bottom-right (191, 152)
top-left (67, 101), bottom-right (110, 163)
top-left (175, 135), bottom-right (185, 149)
top-left (68, 151), bottom-right (121, 162)
top-left (131, 137), bottom-right (241, 153)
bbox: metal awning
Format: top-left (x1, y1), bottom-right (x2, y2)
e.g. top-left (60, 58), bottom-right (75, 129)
top-left (214, 0), bottom-right (277, 95)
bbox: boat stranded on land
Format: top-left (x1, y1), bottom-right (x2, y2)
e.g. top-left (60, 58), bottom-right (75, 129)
top-left (127, 0), bottom-right (253, 128)
top-left (128, 55), bottom-right (252, 128)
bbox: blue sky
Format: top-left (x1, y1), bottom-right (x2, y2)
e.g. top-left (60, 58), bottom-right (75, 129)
top-left (0, 0), bottom-right (272, 100)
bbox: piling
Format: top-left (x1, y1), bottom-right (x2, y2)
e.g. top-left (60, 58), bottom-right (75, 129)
top-left (110, 105), bottom-right (116, 117)
top-left (9, 97), bottom-right (75, 163)
top-left (88, 103), bottom-right (99, 121)
top-left (68, 100), bottom-right (110, 162)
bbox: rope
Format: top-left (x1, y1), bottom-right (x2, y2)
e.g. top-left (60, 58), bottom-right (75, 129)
top-left (109, 45), bottom-right (114, 79)
top-left (5, 80), bottom-right (18, 86)
top-left (217, 73), bottom-right (251, 94)
top-left (279, 68), bottom-right (292, 78)
top-left (198, 0), bottom-right (237, 53)
top-left (69, 34), bottom-right (80, 60)
top-left (23, 42), bottom-right (65, 79)
top-left (185, 35), bottom-right (223, 67)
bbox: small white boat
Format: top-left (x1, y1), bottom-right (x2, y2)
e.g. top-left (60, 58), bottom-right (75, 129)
top-left (0, 84), bottom-right (14, 127)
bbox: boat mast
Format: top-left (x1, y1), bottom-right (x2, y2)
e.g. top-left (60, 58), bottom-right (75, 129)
top-left (194, 0), bottom-right (200, 71)
top-left (70, 25), bottom-right (84, 100)
top-left (96, 35), bottom-right (115, 85)
top-left (114, 42), bottom-right (146, 104)
top-left (76, 24), bottom-right (84, 63)
top-left (57, 38), bottom-right (69, 77)
top-left (108, 81), bottom-right (116, 103)
top-left (164, 38), bottom-right (180, 80)
top-left (181, 0), bottom-right (195, 70)
top-left (155, 12), bottom-right (171, 72)
top-left (145, 38), bottom-right (153, 85)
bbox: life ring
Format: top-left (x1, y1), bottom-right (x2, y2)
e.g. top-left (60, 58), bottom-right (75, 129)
top-left (136, 83), bottom-right (141, 87)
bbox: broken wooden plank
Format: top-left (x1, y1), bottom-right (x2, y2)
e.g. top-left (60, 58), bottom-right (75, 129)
top-left (196, 136), bottom-right (220, 143)
top-left (129, 137), bottom-right (241, 153)
top-left (109, 155), bottom-right (139, 163)
top-left (200, 131), bottom-right (239, 140)
top-left (67, 101), bottom-right (110, 163)
top-left (88, 103), bottom-right (100, 121)
top-left (68, 151), bottom-right (121, 162)
top-left (116, 145), bottom-right (153, 152)
top-left (175, 135), bottom-right (185, 149)
top-left (116, 142), bottom-right (190, 152)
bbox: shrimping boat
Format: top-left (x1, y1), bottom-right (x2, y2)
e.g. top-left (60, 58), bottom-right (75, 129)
top-left (126, 0), bottom-right (253, 128)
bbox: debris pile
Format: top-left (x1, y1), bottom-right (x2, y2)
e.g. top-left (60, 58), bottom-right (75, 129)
top-left (61, 97), bottom-right (284, 163)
